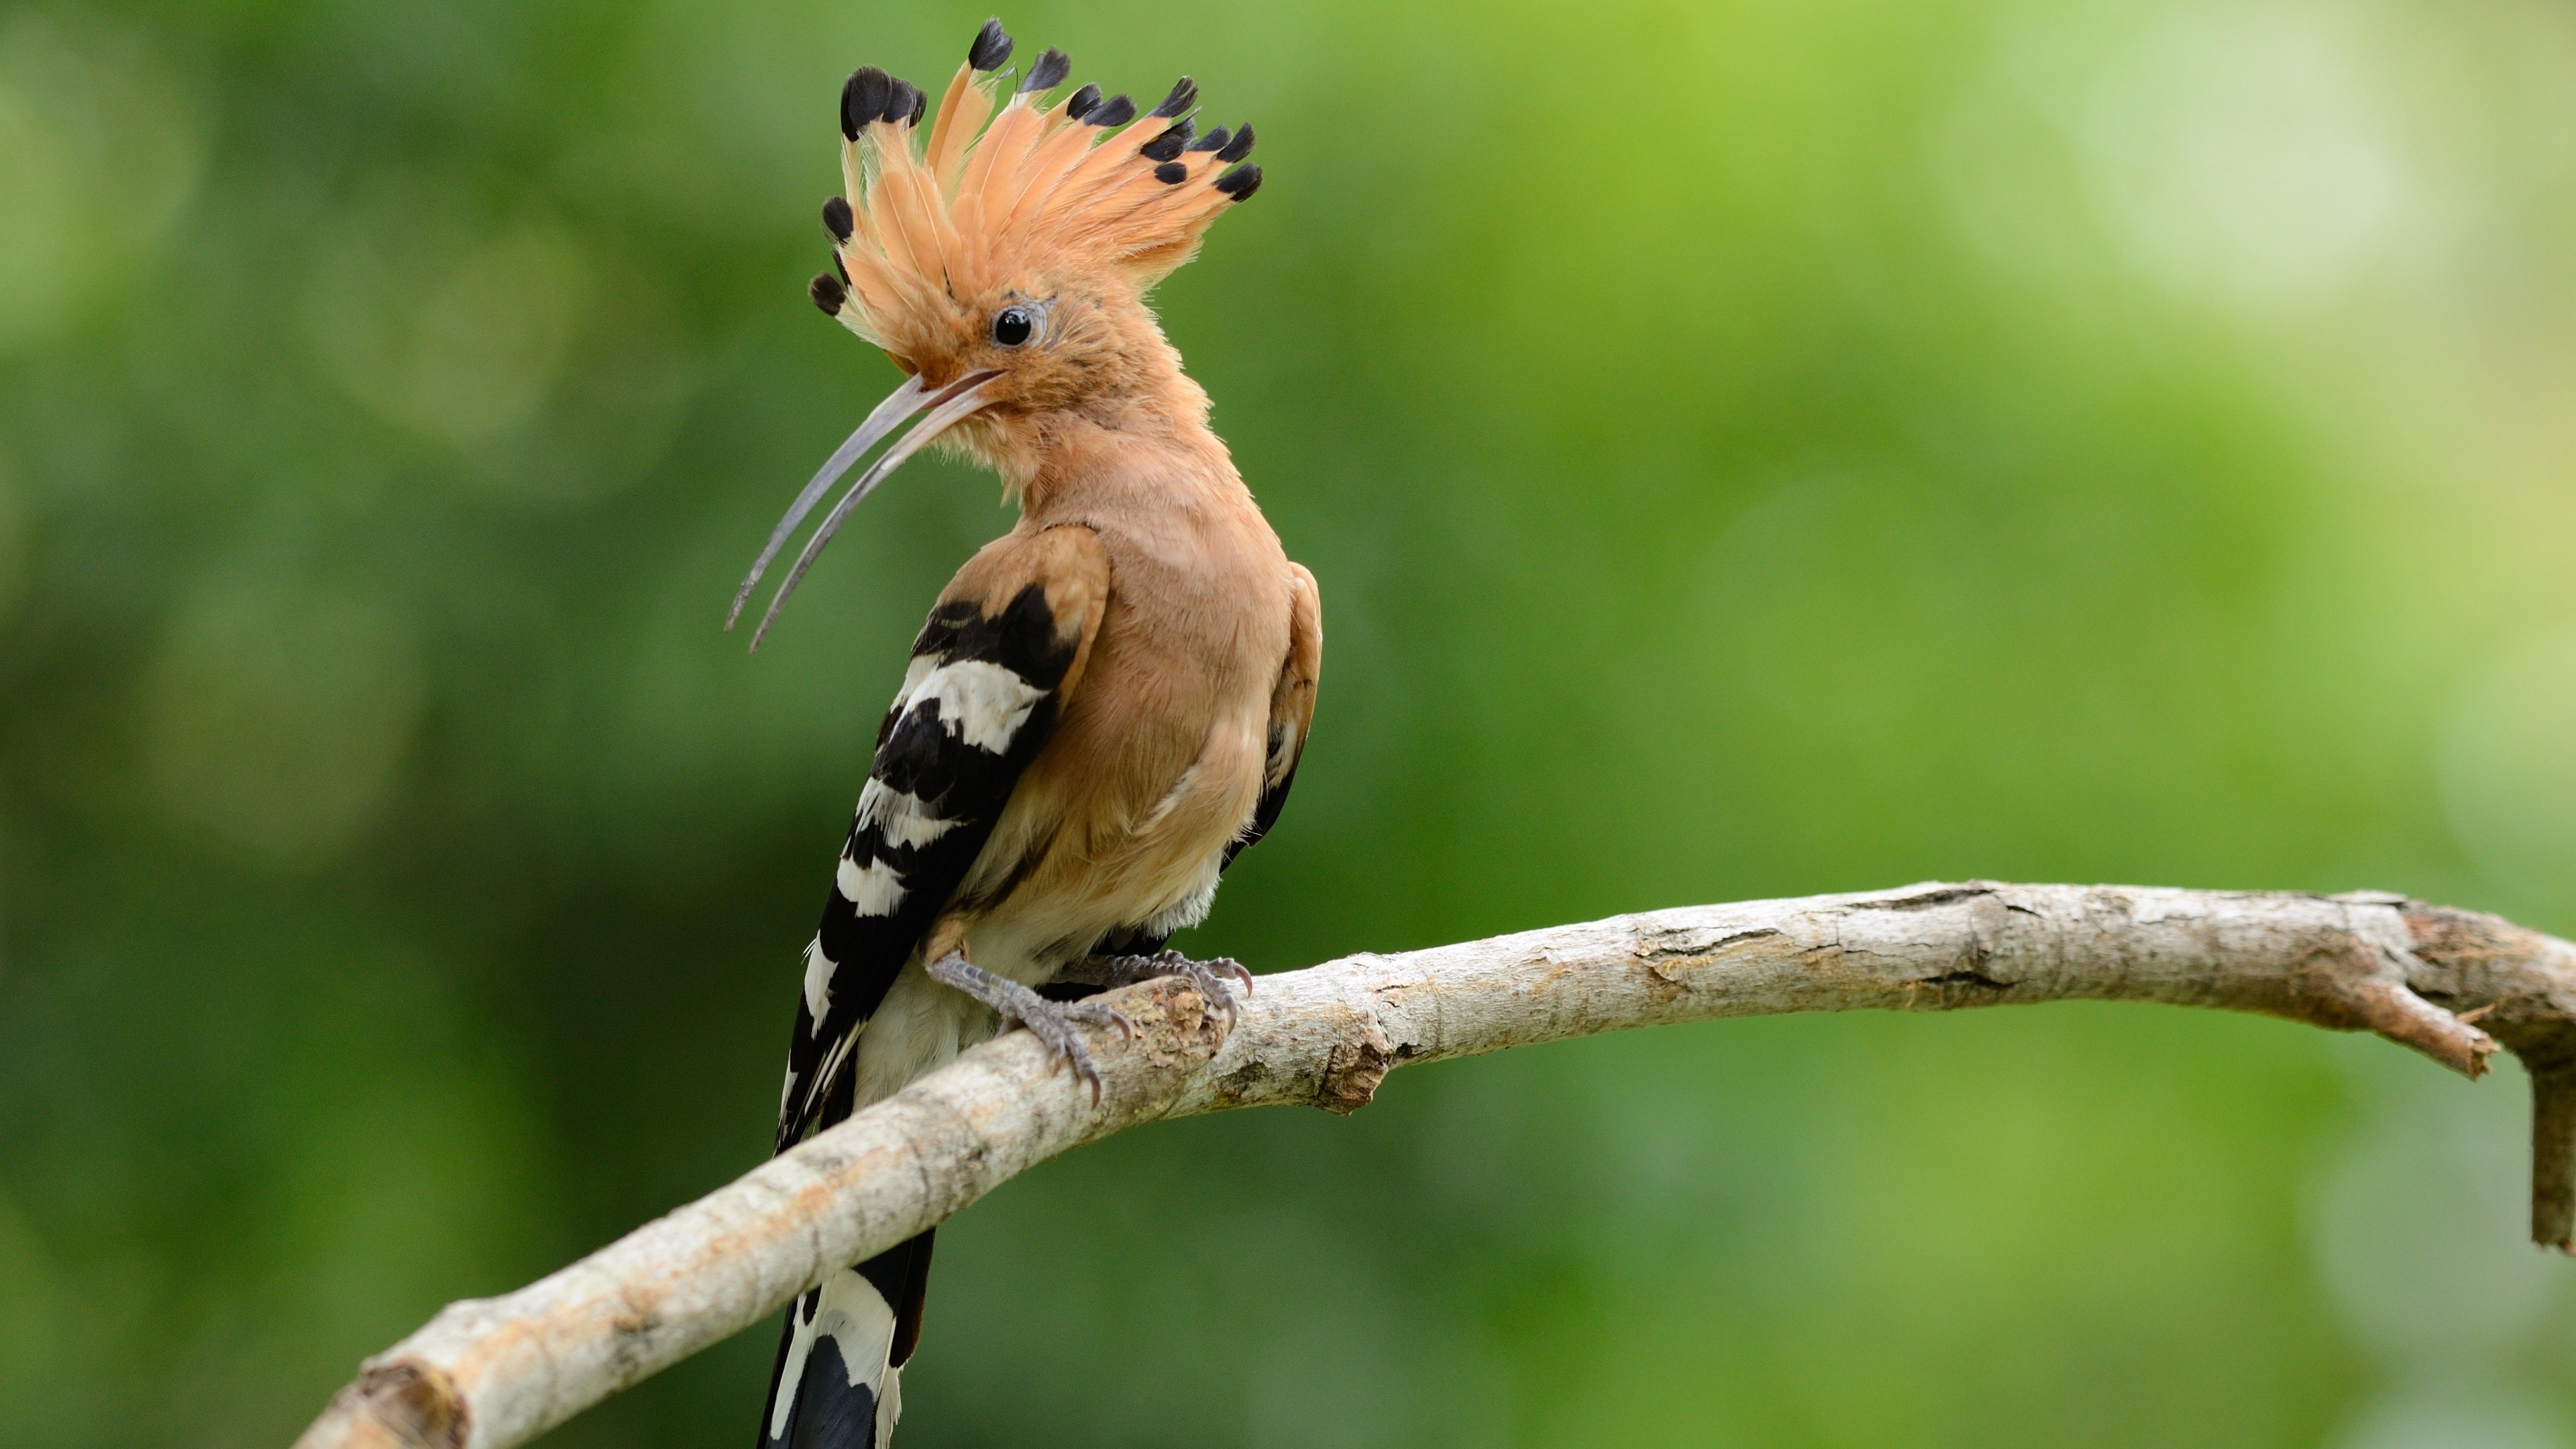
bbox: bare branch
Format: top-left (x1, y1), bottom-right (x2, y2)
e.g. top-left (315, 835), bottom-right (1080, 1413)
top-left (291, 883), bottom-right (2576, 1449)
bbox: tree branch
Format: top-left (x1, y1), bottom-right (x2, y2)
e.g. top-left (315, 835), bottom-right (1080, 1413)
top-left (292, 882), bottom-right (2576, 1449)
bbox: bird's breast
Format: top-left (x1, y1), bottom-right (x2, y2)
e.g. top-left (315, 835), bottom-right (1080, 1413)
top-left (949, 498), bottom-right (1291, 976)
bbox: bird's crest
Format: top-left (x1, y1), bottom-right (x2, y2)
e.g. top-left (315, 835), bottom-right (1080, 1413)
top-left (732, 19), bottom-right (1262, 649)
top-left (814, 18), bottom-right (1260, 358)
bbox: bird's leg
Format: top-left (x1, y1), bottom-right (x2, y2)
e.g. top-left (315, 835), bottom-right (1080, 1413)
top-left (1085, 949), bottom-right (1252, 1029)
top-left (924, 951), bottom-right (1133, 1103)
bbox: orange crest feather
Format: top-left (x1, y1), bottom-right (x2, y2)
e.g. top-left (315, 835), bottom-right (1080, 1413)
top-left (812, 22), bottom-right (1261, 354)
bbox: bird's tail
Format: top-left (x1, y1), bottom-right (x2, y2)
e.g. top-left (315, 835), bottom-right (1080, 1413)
top-left (757, 1230), bottom-right (935, 1449)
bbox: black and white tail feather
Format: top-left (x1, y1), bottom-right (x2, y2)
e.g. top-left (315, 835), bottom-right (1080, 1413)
top-left (763, 1238), bottom-right (925, 1449)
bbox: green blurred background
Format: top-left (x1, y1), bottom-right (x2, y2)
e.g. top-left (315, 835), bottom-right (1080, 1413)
top-left (3, 0), bottom-right (2575, 1444)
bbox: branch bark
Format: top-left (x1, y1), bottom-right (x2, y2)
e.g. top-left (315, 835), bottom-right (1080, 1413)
top-left (293, 882), bottom-right (2576, 1449)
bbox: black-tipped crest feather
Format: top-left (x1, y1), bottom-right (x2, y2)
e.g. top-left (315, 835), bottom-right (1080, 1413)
top-left (1139, 119), bottom-right (1193, 162)
top-left (967, 18), bottom-right (1012, 72)
top-left (821, 196), bottom-right (854, 243)
top-left (883, 76), bottom-right (922, 126)
top-left (809, 272), bottom-right (847, 315)
top-left (1216, 123), bottom-right (1254, 162)
top-left (841, 67), bottom-right (890, 140)
top-left (1150, 77), bottom-right (1197, 118)
top-left (1214, 162), bottom-right (1262, 199)
top-left (1083, 93), bottom-right (1135, 128)
top-left (1185, 125), bottom-right (1229, 153)
top-left (1018, 47), bottom-right (1071, 93)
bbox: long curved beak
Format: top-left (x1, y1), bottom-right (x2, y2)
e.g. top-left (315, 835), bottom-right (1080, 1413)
top-left (729, 369), bottom-right (1007, 652)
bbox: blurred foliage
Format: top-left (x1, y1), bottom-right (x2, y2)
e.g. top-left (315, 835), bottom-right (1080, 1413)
top-left (2, 0), bottom-right (2575, 1445)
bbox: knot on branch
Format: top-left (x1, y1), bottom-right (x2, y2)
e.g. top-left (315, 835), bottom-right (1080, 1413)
top-left (1317, 1019), bottom-right (1395, 1116)
top-left (1097, 975), bottom-right (1232, 1104)
top-left (1199, 974), bottom-right (1396, 1114)
top-left (2289, 941), bottom-right (2496, 1079)
top-left (292, 1360), bottom-right (465, 1449)
top-left (2400, 904), bottom-right (2576, 1055)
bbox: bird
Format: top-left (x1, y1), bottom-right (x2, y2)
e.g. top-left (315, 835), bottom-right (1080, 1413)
top-left (731, 19), bottom-right (1318, 1449)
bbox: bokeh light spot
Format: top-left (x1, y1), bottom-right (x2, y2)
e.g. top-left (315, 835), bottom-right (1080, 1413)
top-left (305, 205), bottom-right (594, 453)
top-left (2438, 623), bottom-right (2576, 906)
top-left (2080, 5), bottom-right (2406, 310)
top-left (140, 583), bottom-right (427, 868)
top-left (0, 14), bottom-right (204, 353)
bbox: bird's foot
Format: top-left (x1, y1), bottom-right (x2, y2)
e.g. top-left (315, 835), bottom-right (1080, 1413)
top-left (926, 951), bottom-right (1133, 1104)
top-left (1088, 949), bottom-right (1252, 1028)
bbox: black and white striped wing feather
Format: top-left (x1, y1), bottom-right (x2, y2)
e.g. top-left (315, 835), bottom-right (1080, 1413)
top-left (774, 574), bottom-right (1092, 1155)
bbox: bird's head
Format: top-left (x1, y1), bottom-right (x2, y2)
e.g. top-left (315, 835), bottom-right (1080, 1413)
top-left (731, 19), bottom-right (1263, 647)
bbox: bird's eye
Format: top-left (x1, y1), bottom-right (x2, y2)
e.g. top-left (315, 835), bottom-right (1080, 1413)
top-left (991, 306), bottom-right (1034, 348)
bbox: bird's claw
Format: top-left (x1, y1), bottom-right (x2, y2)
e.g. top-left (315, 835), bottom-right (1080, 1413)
top-left (926, 951), bottom-right (1132, 1104)
top-left (1059, 996), bottom-right (1138, 1043)
top-left (1092, 948), bottom-right (1252, 1028)
top-left (1010, 997), bottom-right (1131, 1104)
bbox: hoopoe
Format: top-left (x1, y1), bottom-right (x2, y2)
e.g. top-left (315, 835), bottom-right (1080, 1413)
top-left (731, 19), bottom-right (1319, 1449)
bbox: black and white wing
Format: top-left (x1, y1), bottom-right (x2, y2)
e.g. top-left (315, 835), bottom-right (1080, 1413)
top-left (772, 526), bottom-right (1110, 1153)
